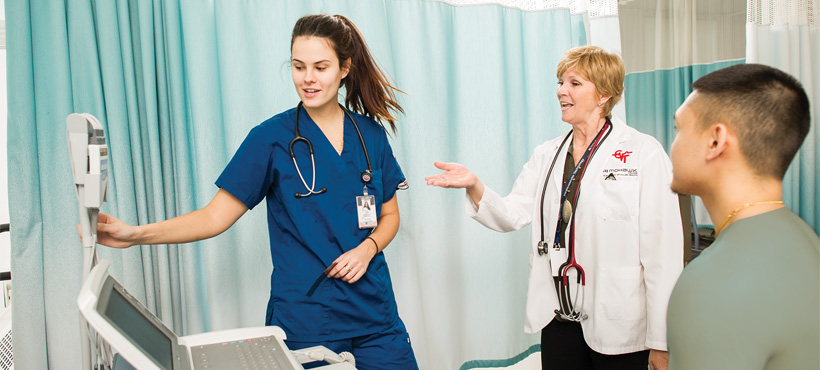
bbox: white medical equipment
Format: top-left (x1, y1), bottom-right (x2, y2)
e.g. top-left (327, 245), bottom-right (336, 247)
top-left (78, 259), bottom-right (356, 370)
top-left (68, 113), bottom-right (356, 369)
top-left (67, 113), bottom-right (108, 277)
top-left (0, 223), bottom-right (11, 370)
top-left (67, 113), bottom-right (110, 370)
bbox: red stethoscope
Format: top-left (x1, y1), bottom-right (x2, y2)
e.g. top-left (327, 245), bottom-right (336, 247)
top-left (537, 119), bottom-right (612, 321)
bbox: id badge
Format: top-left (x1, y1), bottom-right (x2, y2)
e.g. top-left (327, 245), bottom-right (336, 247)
top-left (548, 247), bottom-right (567, 277)
top-left (357, 187), bottom-right (377, 229)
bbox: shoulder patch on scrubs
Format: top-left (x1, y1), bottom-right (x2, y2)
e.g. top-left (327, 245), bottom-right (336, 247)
top-left (397, 180), bottom-right (409, 190)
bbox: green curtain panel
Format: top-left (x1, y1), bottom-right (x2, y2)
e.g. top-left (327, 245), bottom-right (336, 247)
top-left (5, 0), bottom-right (585, 368)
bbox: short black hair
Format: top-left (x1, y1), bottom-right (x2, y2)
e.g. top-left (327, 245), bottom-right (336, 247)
top-left (691, 63), bottom-right (810, 179)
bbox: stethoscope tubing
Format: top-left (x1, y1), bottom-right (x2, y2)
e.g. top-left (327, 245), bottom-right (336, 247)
top-left (539, 120), bottom-right (612, 260)
top-left (538, 131), bottom-right (573, 248)
top-left (540, 120), bottom-right (612, 319)
top-left (290, 102), bottom-right (374, 198)
top-left (558, 124), bottom-right (609, 285)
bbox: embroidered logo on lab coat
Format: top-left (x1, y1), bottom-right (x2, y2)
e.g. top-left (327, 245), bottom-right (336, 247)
top-left (612, 150), bottom-right (633, 163)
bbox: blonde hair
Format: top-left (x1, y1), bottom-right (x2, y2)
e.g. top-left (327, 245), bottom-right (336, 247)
top-left (556, 46), bottom-right (625, 119)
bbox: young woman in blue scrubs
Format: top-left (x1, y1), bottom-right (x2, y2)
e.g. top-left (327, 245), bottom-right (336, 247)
top-left (94, 14), bottom-right (418, 370)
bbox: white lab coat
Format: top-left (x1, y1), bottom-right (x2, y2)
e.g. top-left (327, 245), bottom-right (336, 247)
top-left (467, 117), bottom-right (683, 355)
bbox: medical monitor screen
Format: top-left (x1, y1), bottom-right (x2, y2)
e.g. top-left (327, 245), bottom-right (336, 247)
top-left (100, 278), bottom-right (174, 370)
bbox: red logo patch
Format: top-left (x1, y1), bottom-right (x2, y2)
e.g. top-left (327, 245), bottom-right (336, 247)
top-left (613, 150), bottom-right (632, 163)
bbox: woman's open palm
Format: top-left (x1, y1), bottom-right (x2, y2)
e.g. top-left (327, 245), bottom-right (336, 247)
top-left (425, 161), bottom-right (478, 189)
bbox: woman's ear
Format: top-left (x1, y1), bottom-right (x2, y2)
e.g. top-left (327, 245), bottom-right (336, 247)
top-left (597, 95), bottom-right (611, 107)
top-left (341, 57), bottom-right (352, 79)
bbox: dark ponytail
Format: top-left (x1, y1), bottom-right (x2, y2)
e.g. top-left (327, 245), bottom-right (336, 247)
top-left (291, 14), bottom-right (404, 133)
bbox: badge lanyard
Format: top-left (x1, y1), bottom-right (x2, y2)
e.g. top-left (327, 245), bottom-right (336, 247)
top-left (541, 120), bottom-right (612, 322)
top-left (552, 121), bottom-right (611, 250)
top-left (536, 120), bottom-right (612, 255)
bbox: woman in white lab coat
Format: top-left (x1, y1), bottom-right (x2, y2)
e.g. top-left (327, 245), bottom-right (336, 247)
top-left (426, 46), bottom-right (683, 370)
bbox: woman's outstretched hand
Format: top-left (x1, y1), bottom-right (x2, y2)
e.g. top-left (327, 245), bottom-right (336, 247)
top-left (425, 161), bottom-right (478, 189)
top-left (425, 161), bottom-right (485, 206)
top-left (95, 212), bottom-right (137, 248)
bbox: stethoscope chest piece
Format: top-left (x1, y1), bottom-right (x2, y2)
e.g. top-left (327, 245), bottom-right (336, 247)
top-left (537, 241), bottom-right (549, 255)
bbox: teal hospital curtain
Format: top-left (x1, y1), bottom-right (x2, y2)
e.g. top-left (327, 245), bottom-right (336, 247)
top-left (5, 0), bottom-right (586, 368)
top-left (620, 0), bottom-right (820, 235)
top-left (747, 0), bottom-right (820, 234)
top-left (623, 61), bottom-right (747, 153)
top-left (619, 0), bottom-right (747, 227)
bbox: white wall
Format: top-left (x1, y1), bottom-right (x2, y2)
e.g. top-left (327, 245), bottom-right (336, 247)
top-left (1, 0), bottom-right (11, 293)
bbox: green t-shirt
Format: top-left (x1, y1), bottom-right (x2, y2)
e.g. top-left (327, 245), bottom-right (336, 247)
top-left (667, 208), bottom-right (819, 369)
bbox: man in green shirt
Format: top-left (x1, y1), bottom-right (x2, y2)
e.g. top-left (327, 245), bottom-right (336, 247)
top-left (666, 63), bottom-right (819, 369)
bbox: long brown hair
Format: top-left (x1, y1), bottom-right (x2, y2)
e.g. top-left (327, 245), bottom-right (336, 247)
top-left (292, 14), bottom-right (404, 133)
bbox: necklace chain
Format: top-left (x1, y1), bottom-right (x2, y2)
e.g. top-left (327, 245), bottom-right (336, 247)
top-left (334, 138), bottom-right (344, 154)
top-left (714, 200), bottom-right (783, 236)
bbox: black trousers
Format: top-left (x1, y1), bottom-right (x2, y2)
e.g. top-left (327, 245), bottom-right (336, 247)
top-left (540, 319), bottom-right (649, 370)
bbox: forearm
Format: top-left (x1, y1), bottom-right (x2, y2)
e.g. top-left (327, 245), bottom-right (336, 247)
top-left (129, 189), bottom-right (247, 246)
top-left (329, 194), bottom-right (399, 283)
top-left (364, 195), bottom-right (400, 256)
top-left (133, 208), bottom-right (228, 245)
top-left (649, 350), bottom-right (668, 370)
top-left (366, 215), bottom-right (397, 255)
top-left (468, 186), bottom-right (535, 232)
top-left (466, 180), bottom-right (485, 208)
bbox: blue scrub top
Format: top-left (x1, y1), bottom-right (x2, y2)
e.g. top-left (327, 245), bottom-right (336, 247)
top-left (216, 105), bottom-right (408, 342)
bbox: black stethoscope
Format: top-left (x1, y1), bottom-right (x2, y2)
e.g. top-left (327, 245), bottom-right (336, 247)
top-left (289, 102), bottom-right (373, 198)
top-left (537, 119), bottom-right (612, 322)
